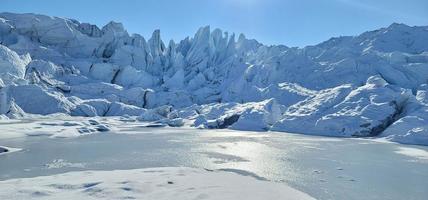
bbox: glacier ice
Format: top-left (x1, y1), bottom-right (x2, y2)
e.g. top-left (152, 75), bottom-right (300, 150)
top-left (0, 12), bottom-right (427, 145)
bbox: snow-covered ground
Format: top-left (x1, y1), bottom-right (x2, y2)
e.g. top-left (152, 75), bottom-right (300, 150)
top-left (0, 12), bottom-right (427, 145)
top-left (0, 167), bottom-right (314, 200)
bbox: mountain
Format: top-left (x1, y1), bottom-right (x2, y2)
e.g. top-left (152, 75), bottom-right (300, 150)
top-left (0, 12), bottom-right (427, 145)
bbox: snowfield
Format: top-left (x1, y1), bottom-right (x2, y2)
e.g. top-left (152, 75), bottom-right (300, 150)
top-left (0, 167), bottom-right (314, 200)
top-left (0, 12), bottom-right (427, 145)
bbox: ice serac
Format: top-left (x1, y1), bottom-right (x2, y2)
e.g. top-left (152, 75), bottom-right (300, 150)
top-left (0, 44), bottom-right (31, 84)
top-left (8, 84), bottom-right (74, 115)
top-left (0, 12), bottom-right (427, 145)
top-left (0, 79), bottom-right (26, 119)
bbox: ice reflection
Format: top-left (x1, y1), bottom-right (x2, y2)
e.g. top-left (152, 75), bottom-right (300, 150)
top-left (197, 140), bottom-right (299, 183)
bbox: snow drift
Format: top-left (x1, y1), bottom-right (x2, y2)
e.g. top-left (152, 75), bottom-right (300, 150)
top-left (0, 167), bottom-right (314, 200)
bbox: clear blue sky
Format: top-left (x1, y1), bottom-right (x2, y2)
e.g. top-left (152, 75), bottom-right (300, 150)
top-left (1, 0), bottom-right (427, 47)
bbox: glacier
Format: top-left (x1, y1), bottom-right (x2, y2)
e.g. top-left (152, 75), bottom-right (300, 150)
top-left (0, 12), bottom-right (428, 145)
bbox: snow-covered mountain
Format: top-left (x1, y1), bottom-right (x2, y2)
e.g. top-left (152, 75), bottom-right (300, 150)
top-left (0, 12), bottom-right (427, 145)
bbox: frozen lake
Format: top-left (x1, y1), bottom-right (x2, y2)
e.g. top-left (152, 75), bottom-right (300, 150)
top-left (1, 122), bottom-right (428, 200)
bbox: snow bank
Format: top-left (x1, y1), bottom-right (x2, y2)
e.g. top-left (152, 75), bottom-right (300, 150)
top-left (0, 167), bottom-right (314, 200)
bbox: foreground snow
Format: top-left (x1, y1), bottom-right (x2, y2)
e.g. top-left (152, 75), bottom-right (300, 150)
top-left (0, 12), bottom-right (427, 145)
top-left (0, 167), bottom-right (314, 200)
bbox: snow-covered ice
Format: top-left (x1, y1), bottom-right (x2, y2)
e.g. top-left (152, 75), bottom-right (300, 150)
top-left (1, 121), bottom-right (427, 200)
top-left (0, 115), bottom-right (114, 139)
top-left (0, 167), bottom-right (314, 200)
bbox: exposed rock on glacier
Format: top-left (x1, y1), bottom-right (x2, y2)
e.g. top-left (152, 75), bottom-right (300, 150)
top-left (0, 12), bottom-right (427, 145)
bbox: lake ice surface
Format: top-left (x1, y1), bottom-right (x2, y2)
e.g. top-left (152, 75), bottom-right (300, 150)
top-left (0, 119), bottom-right (427, 200)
